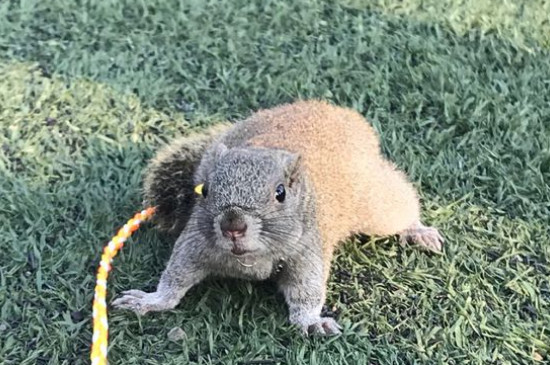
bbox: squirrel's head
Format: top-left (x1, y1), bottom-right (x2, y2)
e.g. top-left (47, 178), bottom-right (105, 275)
top-left (194, 144), bottom-right (304, 257)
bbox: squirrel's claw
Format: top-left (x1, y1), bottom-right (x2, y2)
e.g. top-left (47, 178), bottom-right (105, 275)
top-left (112, 290), bottom-right (170, 315)
top-left (300, 317), bottom-right (342, 336)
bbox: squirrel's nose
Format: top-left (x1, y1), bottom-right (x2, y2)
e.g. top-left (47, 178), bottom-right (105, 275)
top-left (220, 217), bottom-right (247, 240)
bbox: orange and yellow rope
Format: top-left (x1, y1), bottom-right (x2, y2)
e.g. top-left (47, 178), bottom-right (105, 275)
top-left (91, 207), bottom-right (156, 365)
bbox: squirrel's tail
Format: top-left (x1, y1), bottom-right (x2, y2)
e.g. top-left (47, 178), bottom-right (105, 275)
top-left (143, 122), bottom-right (231, 235)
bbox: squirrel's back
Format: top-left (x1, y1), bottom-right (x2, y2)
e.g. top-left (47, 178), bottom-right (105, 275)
top-left (221, 100), bottom-right (420, 251)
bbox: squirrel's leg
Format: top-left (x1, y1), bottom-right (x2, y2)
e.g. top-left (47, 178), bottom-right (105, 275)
top-left (277, 240), bottom-right (341, 336)
top-left (358, 159), bottom-right (444, 252)
top-left (112, 223), bottom-right (209, 315)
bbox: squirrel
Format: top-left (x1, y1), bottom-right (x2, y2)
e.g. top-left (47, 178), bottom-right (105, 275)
top-left (113, 100), bottom-right (444, 335)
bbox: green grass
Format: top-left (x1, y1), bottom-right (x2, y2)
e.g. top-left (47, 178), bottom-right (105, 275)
top-left (350, 0), bottom-right (550, 49)
top-left (0, 0), bottom-right (549, 364)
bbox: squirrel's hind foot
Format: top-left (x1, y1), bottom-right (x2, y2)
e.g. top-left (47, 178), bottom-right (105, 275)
top-left (399, 222), bottom-right (444, 253)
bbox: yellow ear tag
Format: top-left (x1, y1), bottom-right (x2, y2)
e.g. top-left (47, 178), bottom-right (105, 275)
top-left (194, 183), bottom-right (204, 196)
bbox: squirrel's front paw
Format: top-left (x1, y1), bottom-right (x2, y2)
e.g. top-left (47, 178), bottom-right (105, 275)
top-left (295, 316), bottom-right (342, 336)
top-left (112, 289), bottom-right (173, 315)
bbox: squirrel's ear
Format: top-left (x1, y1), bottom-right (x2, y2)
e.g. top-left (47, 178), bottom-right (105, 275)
top-left (283, 152), bottom-right (302, 187)
top-left (214, 143), bottom-right (228, 160)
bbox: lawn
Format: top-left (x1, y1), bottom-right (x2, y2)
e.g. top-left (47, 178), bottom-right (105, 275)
top-left (0, 0), bottom-right (549, 364)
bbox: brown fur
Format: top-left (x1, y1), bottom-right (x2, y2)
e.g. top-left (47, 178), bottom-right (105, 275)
top-left (227, 100), bottom-right (421, 274)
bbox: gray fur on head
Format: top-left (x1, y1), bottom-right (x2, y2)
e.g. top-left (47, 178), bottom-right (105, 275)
top-left (194, 145), bottom-right (306, 258)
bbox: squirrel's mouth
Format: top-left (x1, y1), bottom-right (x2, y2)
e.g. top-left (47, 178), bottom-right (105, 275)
top-left (231, 244), bottom-right (248, 256)
top-left (230, 243), bottom-right (258, 256)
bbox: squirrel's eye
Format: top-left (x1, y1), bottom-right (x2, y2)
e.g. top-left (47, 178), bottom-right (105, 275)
top-left (275, 184), bottom-right (285, 202)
